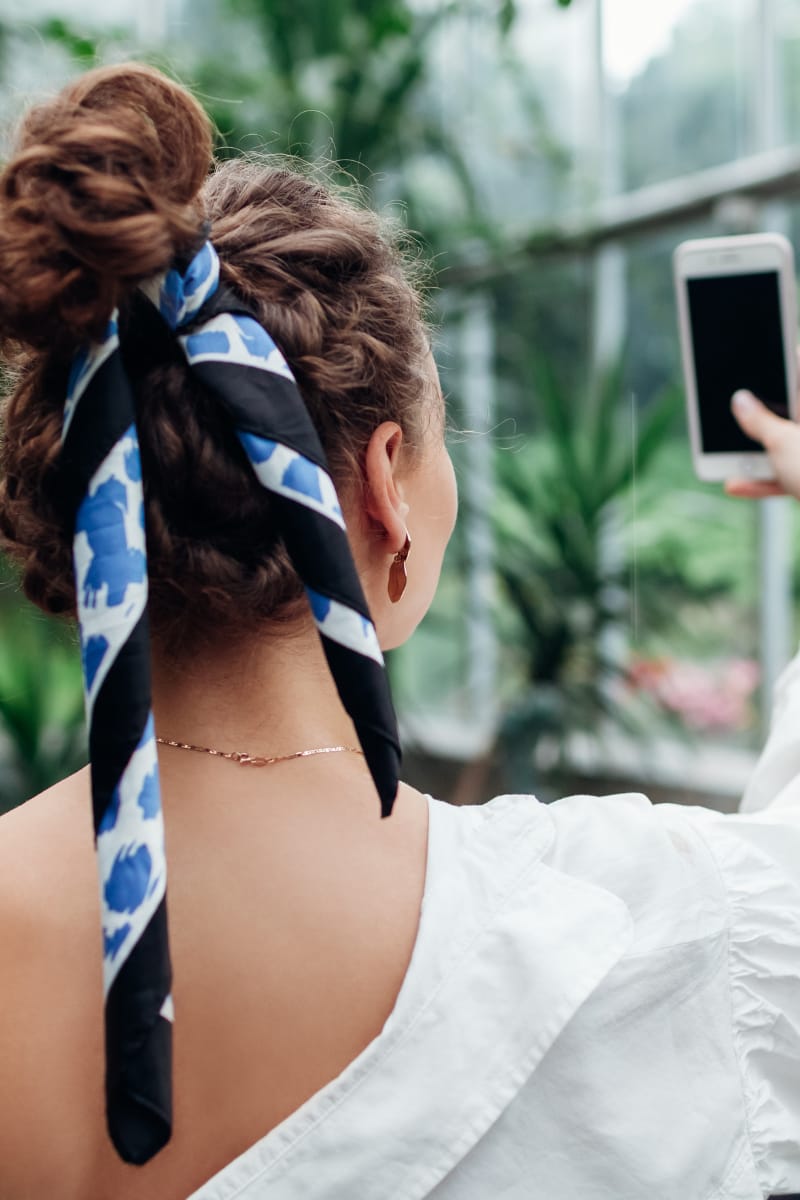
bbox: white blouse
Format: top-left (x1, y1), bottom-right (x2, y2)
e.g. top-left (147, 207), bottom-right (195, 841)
top-left (189, 651), bottom-right (800, 1200)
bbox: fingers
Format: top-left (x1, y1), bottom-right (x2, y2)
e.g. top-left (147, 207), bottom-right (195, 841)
top-left (724, 479), bottom-right (786, 498)
top-left (730, 389), bottom-right (790, 449)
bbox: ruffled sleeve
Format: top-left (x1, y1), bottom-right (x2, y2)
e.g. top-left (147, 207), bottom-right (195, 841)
top-left (686, 808), bottom-right (800, 1197)
top-left (742, 645), bottom-right (800, 815)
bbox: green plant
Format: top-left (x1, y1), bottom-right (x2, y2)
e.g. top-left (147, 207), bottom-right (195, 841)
top-left (491, 358), bottom-right (717, 791)
top-left (0, 569), bottom-right (86, 812)
top-left (174, 0), bottom-right (567, 251)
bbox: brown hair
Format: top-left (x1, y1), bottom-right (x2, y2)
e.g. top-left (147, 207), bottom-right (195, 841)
top-left (0, 64), bottom-right (434, 654)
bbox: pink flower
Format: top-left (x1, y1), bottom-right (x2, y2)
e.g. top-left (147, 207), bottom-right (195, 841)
top-left (626, 656), bottom-right (759, 732)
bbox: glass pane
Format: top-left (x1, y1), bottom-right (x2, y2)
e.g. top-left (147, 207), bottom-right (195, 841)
top-left (416, 0), bottom-right (597, 230)
top-left (778, 0), bottom-right (800, 143)
top-left (609, 0), bottom-right (756, 190)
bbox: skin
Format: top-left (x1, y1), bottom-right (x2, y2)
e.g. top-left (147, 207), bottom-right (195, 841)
top-left (726, 383), bottom-right (800, 500)
top-left (0, 353), bottom-right (458, 1200)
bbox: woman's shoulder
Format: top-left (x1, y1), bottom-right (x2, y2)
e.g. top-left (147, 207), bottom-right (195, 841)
top-left (1, 764), bottom-right (91, 836)
top-left (0, 766), bottom-right (96, 962)
top-left (0, 765), bottom-right (94, 945)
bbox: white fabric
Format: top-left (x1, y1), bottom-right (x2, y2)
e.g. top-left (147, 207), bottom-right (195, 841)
top-left (189, 654), bottom-right (800, 1200)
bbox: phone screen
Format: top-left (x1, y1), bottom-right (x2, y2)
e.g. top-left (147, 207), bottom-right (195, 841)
top-left (687, 271), bottom-right (788, 453)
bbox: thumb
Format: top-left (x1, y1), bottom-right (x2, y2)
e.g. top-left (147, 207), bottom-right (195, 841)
top-left (731, 389), bottom-right (784, 448)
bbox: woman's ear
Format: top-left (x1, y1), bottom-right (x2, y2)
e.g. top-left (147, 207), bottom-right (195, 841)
top-left (362, 421), bottom-right (409, 552)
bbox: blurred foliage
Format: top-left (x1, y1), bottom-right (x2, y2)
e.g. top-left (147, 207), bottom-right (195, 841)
top-left (179, 0), bottom-right (566, 248)
top-left (0, 13), bottom-right (105, 80)
top-left (490, 358), bottom-right (729, 791)
top-left (0, 563), bottom-right (86, 812)
top-left (493, 256), bottom-right (594, 418)
top-left (37, 17), bottom-right (102, 64)
top-left (206, 0), bottom-right (478, 181)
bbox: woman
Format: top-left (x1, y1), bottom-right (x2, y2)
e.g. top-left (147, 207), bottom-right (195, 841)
top-left (0, 63), bottom-right (797, 1200)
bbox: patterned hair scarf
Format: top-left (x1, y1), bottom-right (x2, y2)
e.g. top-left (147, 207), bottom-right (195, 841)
top-left (60, 240), bottom-right (402, 1165)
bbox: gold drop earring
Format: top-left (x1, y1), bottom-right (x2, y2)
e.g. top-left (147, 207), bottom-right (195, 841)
top-left (388, 533), bottom-right (411, 603)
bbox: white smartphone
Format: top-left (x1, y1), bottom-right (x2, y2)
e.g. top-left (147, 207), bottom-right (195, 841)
top-left (673, 232), bottom-right (798, 481)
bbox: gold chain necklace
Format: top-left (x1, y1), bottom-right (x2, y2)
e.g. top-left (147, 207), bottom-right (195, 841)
top-left (155, 736), bottom-right (363, 768)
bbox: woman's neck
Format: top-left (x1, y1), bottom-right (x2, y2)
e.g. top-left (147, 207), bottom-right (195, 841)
top-left (150, 622), bottom-right (359, 758)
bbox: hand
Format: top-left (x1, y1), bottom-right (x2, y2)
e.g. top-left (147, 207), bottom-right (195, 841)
top-left (726, 383), bottom-right (800, 501)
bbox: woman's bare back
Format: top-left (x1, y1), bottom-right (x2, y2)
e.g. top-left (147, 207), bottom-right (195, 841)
top-left (0, 761), bottom-right (429, 1200)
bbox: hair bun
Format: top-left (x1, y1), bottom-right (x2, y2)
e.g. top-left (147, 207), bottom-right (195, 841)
top-left (0, 63), bottom-right (213, 349)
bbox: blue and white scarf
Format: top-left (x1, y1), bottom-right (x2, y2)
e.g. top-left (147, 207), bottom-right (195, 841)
top-left (60, 240), bottom-right (401, 1165)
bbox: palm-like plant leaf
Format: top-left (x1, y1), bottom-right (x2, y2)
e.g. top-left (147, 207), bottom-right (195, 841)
top-left (491, 358), bottom-right (684, 790)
